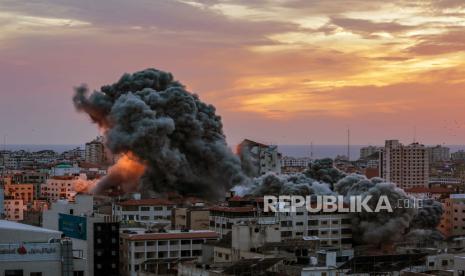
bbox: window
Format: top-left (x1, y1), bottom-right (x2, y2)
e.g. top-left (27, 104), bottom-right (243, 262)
top-left (73, 272), bottom-right (84, 276)
top-left (5, 271), bottom-right (23, 276)
top-left (30, 273), bottom-right (42, 276)
top-left (140, 206), bottom-right (150, 211)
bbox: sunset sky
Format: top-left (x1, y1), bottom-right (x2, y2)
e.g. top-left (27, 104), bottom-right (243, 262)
top-left (1, 0), bottom-right (465, 146)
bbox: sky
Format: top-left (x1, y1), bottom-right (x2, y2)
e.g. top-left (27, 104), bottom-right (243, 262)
top-left (0, 0), bottom-right (465, 146)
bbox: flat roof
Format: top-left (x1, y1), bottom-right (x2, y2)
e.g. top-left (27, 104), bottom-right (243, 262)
top-left (0, 220), bottom-right (61, 235)
top-left (122, 231), bottom-right (219, 241)
top-left (119, 198), bottom-right (176, 206)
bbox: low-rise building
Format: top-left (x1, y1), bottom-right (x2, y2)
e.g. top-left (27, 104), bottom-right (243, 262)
top-left (4, 199), bottom-right (25, 221)
top-left (0, 220), bottom-right (74, 276)
top-left (113, 198), bottom-right (176, 227)
top-left (119, 229), bottom-right (219, 276)
top-left (171, 207), bottom-right (210, 230)
top-left (439, 194), bottom-right (465, 238)
top-left (43, 195), bottom-right (120, 276)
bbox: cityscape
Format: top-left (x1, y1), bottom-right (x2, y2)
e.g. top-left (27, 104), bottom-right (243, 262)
top-left (2, 1), bottom-right (465, 276)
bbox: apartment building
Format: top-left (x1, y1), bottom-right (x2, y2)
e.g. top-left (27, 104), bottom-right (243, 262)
top-left (85, 137), bottom-right (106, 165)
top-left (171, 207), bottom-right (210, 230)
top-left (238, 139), bottom-right (281, 176)
top-left (427, 145), bottom-right (450, 164)
top-left (380, 140), bottom-right (429, 189)
top-left (119, 230), bottom-right (219, 276)
top-left (360, 146), bottom-right (381, 159)
top-left (4, 183), bottom-right (34, 204)
top-left (113, 198), bottom-right (176, 226)
top-left (41, 175), bottom-right (87, 202)
top-left (4, 199), bottom-right (25, 221)
top-left (281, 156), bottom-right (311, 173)
top-left (439, 194), bottom-right (465, 238)
top-left (209, 198), bottom-right (353, 249)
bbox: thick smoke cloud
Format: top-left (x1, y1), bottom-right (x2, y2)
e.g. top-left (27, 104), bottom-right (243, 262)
top-left (74, 68), bottom-right (249, 199)
top-left (233, 173), bottom-right (334, 196)
top-left (242, 161), bottom-right (443, 245)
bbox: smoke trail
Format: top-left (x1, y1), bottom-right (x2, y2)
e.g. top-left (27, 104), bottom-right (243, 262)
top-left (74, 68), bottom-right (249, 199)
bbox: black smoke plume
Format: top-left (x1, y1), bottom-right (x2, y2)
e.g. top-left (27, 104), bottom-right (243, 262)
top-left (238, 162), bottom-right (443, 245)
top-left (74, 68), bottom-right (249, 199)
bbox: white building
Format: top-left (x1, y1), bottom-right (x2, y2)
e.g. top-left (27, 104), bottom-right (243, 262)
top-left (120, 229), bottom-right (219, 276)
top-left (0, 220), bottom-right (74, 276)
top-left (50, 163), bottom-right (81, 176)
top-left (380, 140), bottom-right (429, 189)
top-left (112, 198), bottom-right (176, 227)
top-left (209, 203), bottom-right (353, 249)
top-left (43, 195), bottom-right (120, 276)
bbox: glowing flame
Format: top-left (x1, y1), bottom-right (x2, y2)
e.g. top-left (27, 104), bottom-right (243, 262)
top-left (73, 178), bottom-right (97, 194)
top-left (91, 152), bottom-right (146, 195)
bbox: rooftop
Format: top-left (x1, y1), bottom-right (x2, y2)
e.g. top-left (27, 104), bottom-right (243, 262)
top-left (0, 220), bottom-right (61, 235)
top-left (118, 198), bottom-right (176, 206)
top-left (122, 230), bottom-right (219, 241)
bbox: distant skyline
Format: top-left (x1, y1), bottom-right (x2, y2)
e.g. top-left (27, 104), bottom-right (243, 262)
top-left (1, 1), bottom-right (465, 146)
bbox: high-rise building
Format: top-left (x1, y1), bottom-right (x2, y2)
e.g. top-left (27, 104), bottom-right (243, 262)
top-left (379, 140), bottom-right (429, 189)
top-left (85, 137), bottom-right (106, 165)
top-left (427, 145), bottom-right (450, 164)
top-left (237, 139), bottom-right (281, 176)
top-left (360, 146), bottom-right (381, 159)
top-left (452, 150), bottom-right (465, 161)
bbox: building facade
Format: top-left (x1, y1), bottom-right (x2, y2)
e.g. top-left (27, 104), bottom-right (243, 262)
top-left (119, 230), bottom-right (219, 276)
top-left (380, 140), bottom-right (429, 189)
top-left (427, 145), bottom-right (450, 164)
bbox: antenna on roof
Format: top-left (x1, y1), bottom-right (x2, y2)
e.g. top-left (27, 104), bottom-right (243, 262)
top-left (347, 128), bottom-right (351, 161)
top-left (413, 125), bottom-right (417, 143)
top-left (310, 141), bottom-right (313, 159)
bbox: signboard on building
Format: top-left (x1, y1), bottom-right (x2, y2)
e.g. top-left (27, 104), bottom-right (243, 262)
top-left (0, 242), bottom-right (61, 262)
top-left (59, 213), bottom-right (87, 240)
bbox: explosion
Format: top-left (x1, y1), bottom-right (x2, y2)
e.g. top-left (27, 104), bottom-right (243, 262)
top-left (74, 68), bottom-right (248, 199)
top-left (73, 68), bottom-right (443, 246)
top-left (92, 153), bottom-right (146, 194)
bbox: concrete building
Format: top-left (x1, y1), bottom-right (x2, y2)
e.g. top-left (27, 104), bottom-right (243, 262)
top-left (380, 140), bottom-right (429, 189)
top-left (281, 157), bottom-right (311, 173)
top-left (41, 175), bottom-right (88, 202)
top-left (119, 229), bottom-right (219, 276)
top-left (439, 194), bottom-right (465, 238)
top-left (209, 198), bottom-right (353, 249)
top-left (4, 199), bottom-right (25, 221)
top-left (427, 145), bottom-right (450, 164)
top-left (171, 207), bottom-right (210, 230)
top-left (452, 150), bottom-right (465, 161)
top-left (50, 163), bottom-right (80, 177)
top-left (43, 195), bottom-right (120, 276)
top-left (85, 137), bottom-right (106, 165)
top-left (238, 139), bottom-right (281, 176)
top-left (0, 220), bottom-right (74, 276)
top-left (404, 187), bottom-right (454, 200)
top-left (360, 146), bottom-right (381, 159)
top-left (113, 198), bottom-right (176, 227)
top-left (4, 183), bottom-right (34, 204)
